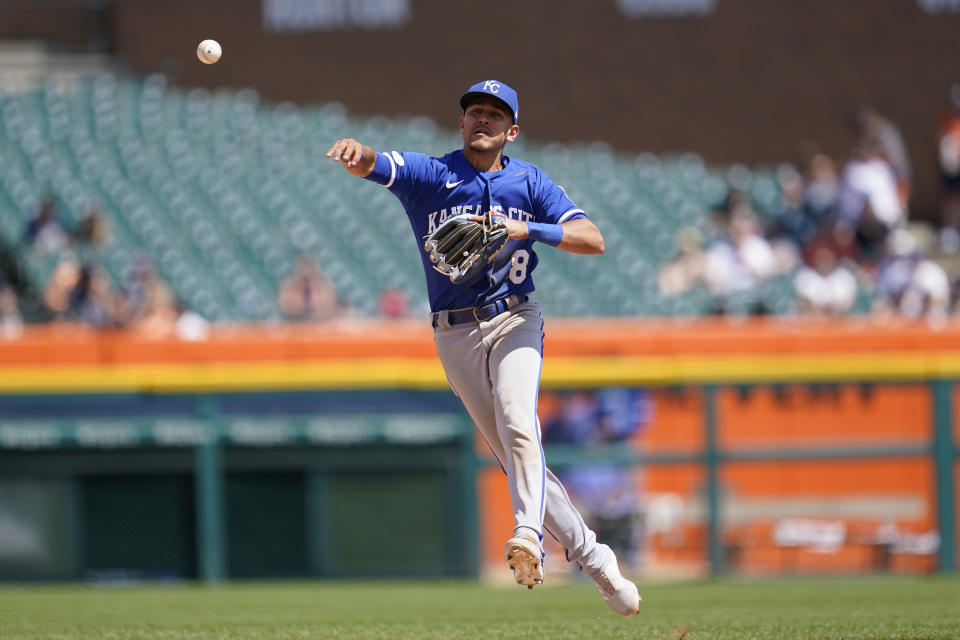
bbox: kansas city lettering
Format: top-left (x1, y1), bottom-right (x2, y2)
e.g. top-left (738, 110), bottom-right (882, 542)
top-left (426, 204), bottom-right (534, 233)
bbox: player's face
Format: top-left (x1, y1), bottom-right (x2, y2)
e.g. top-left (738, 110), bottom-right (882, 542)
top-left (460, 98), bottom-right (519, 153)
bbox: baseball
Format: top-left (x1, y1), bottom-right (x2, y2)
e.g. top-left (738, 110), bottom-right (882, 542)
top-left (196, 39), bottom-right (222, 64)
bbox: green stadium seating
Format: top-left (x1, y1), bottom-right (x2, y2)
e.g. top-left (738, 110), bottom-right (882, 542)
top-left (0, 72), bottom-right (821, 321)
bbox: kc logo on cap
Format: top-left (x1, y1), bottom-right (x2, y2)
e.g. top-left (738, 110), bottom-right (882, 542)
top-left (460, 80), bottom-right (519, 124)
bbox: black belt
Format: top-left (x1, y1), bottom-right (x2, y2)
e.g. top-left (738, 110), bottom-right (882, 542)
top-left (432, 294), bottom-right (529, 328)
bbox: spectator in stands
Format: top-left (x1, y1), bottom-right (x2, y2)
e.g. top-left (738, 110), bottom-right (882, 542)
top-left (764, 164), bottom-right (804, 274)
top-left (769, 163), bottom-right (813, 247)
top-left (803, 152), bottom-right (841, 235)
top-left (937, 83), bottom-right (960, 250)
top-left (278, 255), bottom-right (340, 321)
top-left (66, 262), bottom-right (127, 327)
top-left (793, 236), bottom-right (858, 316)
top-left (851, 104), bottom-right (911, 196)
top-left (768, 151), bottom-right (848, 269)
top-left (42, 258), bottom-right (81, 319)
top-left (43, 258), bottom-right (126, 326)
top-left (0, 280), bottom-right (23, 339)
top-left (131, 276), bottom-right (179, 338)
top-left (24, 197), bottom-right (70, 256)
top-left (123, 255), bottom-right (172, 325)
top-left (703, 192), bottom-right (779, 297)
top-left (74, 202), bottom-right (111, 256)
top-left (130, 280), bottom-right (212, 340)
top-left (378, 286), bottom-right (410, 318)
top-left (873, 228), bottom-right (950, 320)
top-left (657, 227), bottom-right (706, 298)
top-left (836, 138), bottom-right (906, 262)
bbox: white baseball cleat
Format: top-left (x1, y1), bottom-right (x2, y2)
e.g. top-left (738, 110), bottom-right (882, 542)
top-left (587, 553), bottom-right (642, 617)
top-left (504, 536), bottom-right (544, 589)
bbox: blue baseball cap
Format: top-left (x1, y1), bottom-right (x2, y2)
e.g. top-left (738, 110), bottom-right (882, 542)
top-left (459, 80), bottom-right (519, 124)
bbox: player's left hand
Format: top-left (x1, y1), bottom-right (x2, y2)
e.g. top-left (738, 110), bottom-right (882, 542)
top-left (466, 214), bottom-right (528, 240)
top-left (427, 213), bottom-right (510, 284)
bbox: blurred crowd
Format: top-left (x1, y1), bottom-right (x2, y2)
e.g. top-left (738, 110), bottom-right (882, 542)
top-left (2, 192), bottom-right (412, 336)
top-left (276, 255), bottom-right (411, 321)
top-left (0, 188), bottom-right (414, 338)
top-left (7, 195), bottom-right (210, 339)
top-left (659, 90), bottom-right (960, 321)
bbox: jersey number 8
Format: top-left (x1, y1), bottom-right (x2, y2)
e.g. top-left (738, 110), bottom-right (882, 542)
top-left (509, 249), bottom-right (530, 284)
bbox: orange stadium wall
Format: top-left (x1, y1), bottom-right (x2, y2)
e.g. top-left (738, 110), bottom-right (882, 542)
top-left (1, 316), bottom-right (959, 576)
top-left (480, 384), bottom-right (946, 576)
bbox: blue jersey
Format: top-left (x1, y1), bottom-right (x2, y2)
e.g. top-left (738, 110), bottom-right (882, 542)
top-left (364, 149), bottom-right (586, 312)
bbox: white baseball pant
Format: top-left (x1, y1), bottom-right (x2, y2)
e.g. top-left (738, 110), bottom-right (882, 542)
top-left (432, 298), bottom-right (612, 574)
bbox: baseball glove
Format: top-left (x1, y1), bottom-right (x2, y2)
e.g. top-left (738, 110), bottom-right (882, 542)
top-left (423, 211), bottom-right (509, 284)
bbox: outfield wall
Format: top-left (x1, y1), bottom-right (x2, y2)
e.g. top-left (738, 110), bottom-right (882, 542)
top-left (0, 317), bottom-right (958, 579)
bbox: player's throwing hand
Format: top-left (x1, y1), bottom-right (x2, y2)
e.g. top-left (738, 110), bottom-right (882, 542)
top-left (326, 138), bottom-right (375, 177)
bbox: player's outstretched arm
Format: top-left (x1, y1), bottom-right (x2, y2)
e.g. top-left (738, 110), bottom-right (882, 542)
top-left (506, 217), bottom-right (605, 255)
top-left (326, 138), bottom-right (376, 177)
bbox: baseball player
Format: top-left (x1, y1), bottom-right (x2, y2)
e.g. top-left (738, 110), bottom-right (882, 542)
top-left (326, 80), bottom-right (640, 617)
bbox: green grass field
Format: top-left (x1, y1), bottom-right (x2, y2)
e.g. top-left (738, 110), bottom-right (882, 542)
top-left (1, 576), bottom-right (958, 640)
